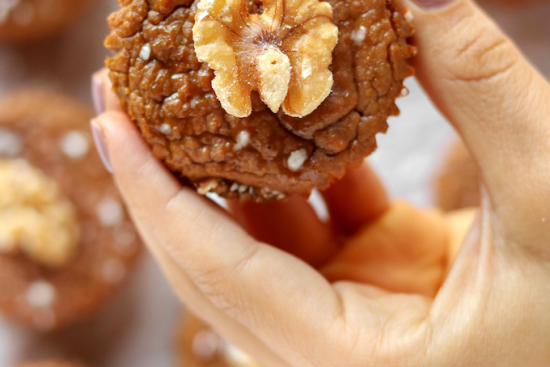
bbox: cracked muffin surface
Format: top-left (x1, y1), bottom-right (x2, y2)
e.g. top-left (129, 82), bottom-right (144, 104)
top-left (105, 0), bottom-right (415, 201)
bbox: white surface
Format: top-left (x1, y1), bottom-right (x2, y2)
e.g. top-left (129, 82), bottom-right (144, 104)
top-left (0, 0), bottom-right (549, 366)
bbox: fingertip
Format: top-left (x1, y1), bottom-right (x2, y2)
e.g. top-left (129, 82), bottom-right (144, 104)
top-left (92, 68), bottom-right (123, 114)
top-left (322, 161), bottom-right (389, 236)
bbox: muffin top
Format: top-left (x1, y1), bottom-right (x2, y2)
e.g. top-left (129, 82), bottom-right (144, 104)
top-left (106, 0), bottom-right (415, 200)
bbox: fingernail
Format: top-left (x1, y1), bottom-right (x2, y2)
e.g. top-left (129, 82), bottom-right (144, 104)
top-left (90, 119), bottom-right (113, 173)
top-left (91, 74), bottom-right (105, 115)
top-left (411, 0), bottom-right (453, 9)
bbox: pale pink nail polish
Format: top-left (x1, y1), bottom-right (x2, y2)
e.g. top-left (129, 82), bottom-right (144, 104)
top-left (90, 119), bottom-right (113, 173)
top-left (411, 0), bottom-right (453, 9)
top-left (91, 75), bottom-right (105, 115)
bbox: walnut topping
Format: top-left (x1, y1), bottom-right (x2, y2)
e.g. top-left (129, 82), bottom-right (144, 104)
top-left (0, 159), bottom-right (79, 268)
top-left (193, 0), bottom-right (338, 118)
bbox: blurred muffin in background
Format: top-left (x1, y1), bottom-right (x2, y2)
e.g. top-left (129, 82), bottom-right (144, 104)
top-left (0, 0), bottom-right (91, 42)
top-left (16, 361), bottom-right (87, 367)
top-left (176, 312), bottom-right (262, 367)
top-left (0, 90), bottom-right (142, 331)
top-left (434, 139), bottom-right (480, 212)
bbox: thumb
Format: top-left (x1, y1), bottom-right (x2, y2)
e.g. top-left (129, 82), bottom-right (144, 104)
top-left (402, 0), bottom-right (550, 242)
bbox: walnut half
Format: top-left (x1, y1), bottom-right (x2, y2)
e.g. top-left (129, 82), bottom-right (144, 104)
top-left (193, 0), bottom-right (338, 118)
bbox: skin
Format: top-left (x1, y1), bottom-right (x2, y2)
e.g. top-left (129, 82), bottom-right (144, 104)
top-left (92, 0), bottom-right (550, 365)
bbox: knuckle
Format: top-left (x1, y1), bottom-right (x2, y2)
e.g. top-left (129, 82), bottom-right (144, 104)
top-left (443, 23), bottom-right (520, 85)
top-left (191, 242), bottom-right (262, 320)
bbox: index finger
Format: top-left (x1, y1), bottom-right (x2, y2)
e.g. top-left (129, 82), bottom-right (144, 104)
top-left (93, 112), bottom-right (348, 366)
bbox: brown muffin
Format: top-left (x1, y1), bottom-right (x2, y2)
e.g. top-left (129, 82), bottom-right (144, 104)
top-left (0, 90), bottom-right (142, 331)
top-left (434, 139), bottom-right (480, 212)
top-left (16, 361), bottom-right (87, 367)
top-left (105, 0), bottom-right (415, 201)
top-left (0, 0), bottom-right (91, 42)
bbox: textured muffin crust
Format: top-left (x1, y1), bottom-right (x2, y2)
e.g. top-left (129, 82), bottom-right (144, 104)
top-left (106, 0), bottom-right (415, 200)
top-left (0, 0), bottom-right (91, 42)
top-left (0, 90), bottom-right (142, 331)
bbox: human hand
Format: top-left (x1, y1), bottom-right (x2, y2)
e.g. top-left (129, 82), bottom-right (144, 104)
top-left (90, 0), bottom-right (550, 365)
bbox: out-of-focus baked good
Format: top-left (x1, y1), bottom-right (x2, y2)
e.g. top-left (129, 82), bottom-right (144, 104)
top-left (0, 0), bottom-right (91, 42)
top-left (0, 90), bottom-right (142, 331)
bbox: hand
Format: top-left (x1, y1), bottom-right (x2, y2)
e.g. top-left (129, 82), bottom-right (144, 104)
top-left (90, 0), bottom-right (550, 365)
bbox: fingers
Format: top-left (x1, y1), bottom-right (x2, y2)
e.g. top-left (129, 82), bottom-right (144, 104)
top-left (402, 0), bottom-right (550, 242)
top-left (321, 162), bottom-right (389, 236)
top-left (93, 112), bottom-right (347, 365)
top-left (321, 202), bottom-right (449, 297)
top-left (228, 197), bottom-right (338, 267)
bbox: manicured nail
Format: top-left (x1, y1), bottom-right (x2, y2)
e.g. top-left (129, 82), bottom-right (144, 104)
top-left (91, 74), bottom-right (105, 115)
top-left (90, 119), bottom-right (113, 173)
top-left (411, 0), bottom-right (453, 9)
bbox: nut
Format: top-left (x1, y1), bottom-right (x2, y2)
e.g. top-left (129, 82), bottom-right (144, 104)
top-left (193, 0), bottom-right (338, 118)
top-left (0, 159), bottom-right (79, 268)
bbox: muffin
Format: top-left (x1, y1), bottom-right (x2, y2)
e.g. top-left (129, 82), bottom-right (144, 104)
top-left (105, 0), bottom-right (415, 201)
top-left (0, 90), bottom-right (142, 331)
top-left (434, 139), bottom-right (480, 212)
top-left (0, 0), bottom-right (91, 42)
top-left (176, 312), bottom-right (261, 367)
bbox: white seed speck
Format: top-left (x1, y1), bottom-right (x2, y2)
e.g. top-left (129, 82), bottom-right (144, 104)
top-left (287, 149), bottom-right (308, 172)
top-left (0, 128), bottom-right (22, 157)
top-left (404, 11), bottom-right (414, 23)
top-left (158, 123), bottom-right (172, 135)
top-left (233, 130), bottom-right (250, 151)
top-left (139, 43), bottom-right (151, 61)
top-left (190, 96), bottom-right (200, 109)
top-left (60, 131), bottom-right (89, 159)
top-left (230, 182), bottom-right (239, 192)
top-left (97, 198), bottom-right (124, 227)
top-left (171, 73), bottom-right (183, 80)
top-left (238, 184), bottom-right (248, 194)
top-left (277, 193), bottom-right (286, 200)
top-left (198, 68), bottom-right (210, 77)
top-left (351, 25), bottom-right (366, 45)
top-left (192, 330), bottom-right (220, 361)
top-left (102, 258), bottom-right (126, 284)
top-left (166, 92), bottom-right (179, 102)
top-left (26, 281), bottom-right (56, 309)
